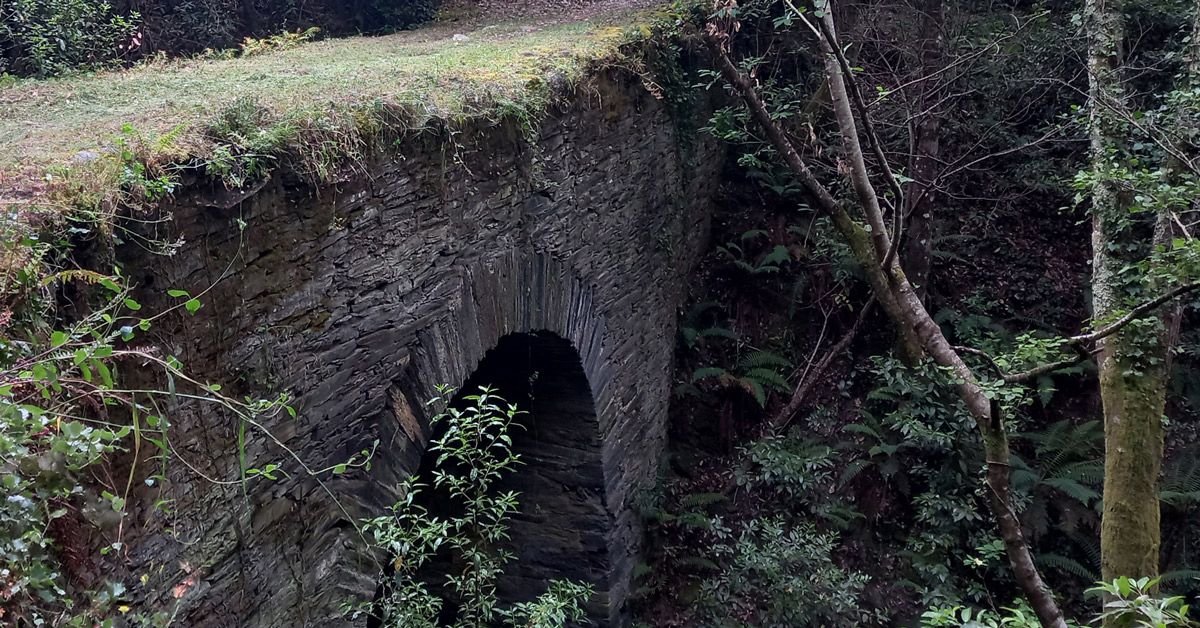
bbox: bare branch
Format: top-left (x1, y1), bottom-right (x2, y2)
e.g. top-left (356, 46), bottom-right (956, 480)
top-left (702, 35), bottom-right (841, 216)
top-left (1070, 281), bottom-right (1200, 345)
top-left (770, 299), bottom-right (874, 433)
top-left (815, 16), bottom-right (908, 268)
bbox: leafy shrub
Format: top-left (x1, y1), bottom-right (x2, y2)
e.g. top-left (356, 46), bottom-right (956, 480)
top-left (0, 266), bottom-right (301, 623)
top-left (125, 0), bottom-right (441, 57)
top-left (356, 386), bottom-right (592, 627)
top-left (923, 578), bottom-right (1198, 628)
top-left (694, 517), bottom-right (878, 627)
top-left (0, 0), bottom-right (138, 77)
top-left (920, 600), bottom-right (1058, 628)
top-left (1090, 577), bottom-right (1198, 628)
top-left (735, 432), bottom-right (835, 503)
top-left (0, 0), bottom-right (444, 74)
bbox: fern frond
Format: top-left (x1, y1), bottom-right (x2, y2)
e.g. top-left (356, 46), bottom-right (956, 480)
top-left (838, 458), bottom-right (872, 488)
top-left (744, 367), bottom-right (790, 391)
top-left (759, 244), bottom-right (791, 266)
top-left (1062, 530), bottom-right (1101, 571)
top-left (1159, 569), bottom-right (1200, 586)
top-left (1041, 477), bottom-right (1100, 505)
top-left (692, 367), bottom-right (728, 383)
top-left (680, 492), bottom-right (727, 509)
top-left (1036, 553), bottom-right (1098, 580)
top-left (674, 512), bottom-right (714, 530)
top-left (738, 351), bottom-right (791, 370)
top-left (677, 556), bottom-right (721, 571)
top-left (740, 229), bottom-right (768, 241)
top-left (699, 327), bottom-right (738, 341)
top-left (1160, 490), bottom-right (1200, 507)
top-left (41, 269), bottom-right (113, 287)
top-left (842, 422), bottom-right (882, 440)
top-left (1162, 449), bottom-right (1200, 496)
top-left (734, 260), bottom-right (758, 274)
top-left (1010, 468), bottom-right (1040, 493)
top-left (1059, 460), bottom-right (1104, 487)
top-left (744, 379), bottom-right (767, 407)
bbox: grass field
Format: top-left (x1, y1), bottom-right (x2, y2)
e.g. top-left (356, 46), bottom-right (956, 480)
top-left (0, 9), bottom-right (656, 188)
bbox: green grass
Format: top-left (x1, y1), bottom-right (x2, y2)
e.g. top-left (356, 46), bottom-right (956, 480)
top-left (0, 9), bottom-right (662, 190)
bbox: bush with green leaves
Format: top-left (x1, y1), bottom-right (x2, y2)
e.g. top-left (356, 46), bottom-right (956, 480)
top-left (693, 516), bottom-right (877, 627)
top-left (356, 386), bottom-right (592, 628)
top-left (0, 0), bottom-right (137, 77)
top-left (0, 268), bottom-right (306, 623)
top-left (123, 0), bottom-right (442, 58)
top-left (921, 578), bottom-right (1198, 628)
top-left (1090, 577), bottom-right (1198, 628)
top-left (920, 600), bottom-right (1064, 628)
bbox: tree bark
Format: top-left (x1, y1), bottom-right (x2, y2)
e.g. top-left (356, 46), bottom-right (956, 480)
top-left (1084, 0), bottom-right (1168, 595)
top-left (901, 0), bottom-right (945, 303)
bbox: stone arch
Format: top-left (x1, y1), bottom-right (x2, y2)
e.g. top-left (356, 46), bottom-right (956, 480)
top-left (374, 251), bottom-right (634, 625)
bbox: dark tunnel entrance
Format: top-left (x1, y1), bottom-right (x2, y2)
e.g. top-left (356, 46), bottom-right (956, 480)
top-left (376, 331), bottom-right (613, 625)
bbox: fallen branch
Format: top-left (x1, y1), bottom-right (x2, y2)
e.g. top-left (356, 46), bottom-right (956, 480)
top-left (770, 299), bottom-right (874, 433)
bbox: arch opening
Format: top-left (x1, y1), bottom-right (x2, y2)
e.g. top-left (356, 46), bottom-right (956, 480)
top-left (380, 331), bottom-right (612, 624)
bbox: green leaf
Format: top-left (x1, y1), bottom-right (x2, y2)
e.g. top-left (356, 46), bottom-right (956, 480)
top-left (760, 244), bottom-right (792, 266)
top-left (167, 289), bottom-right (190, 298)
top-left (124, 298), bottom-right (142, 311)
top-left (51, 331), bottom-right (68, 347)
top-left (184, 298), bottom-right (202, 314)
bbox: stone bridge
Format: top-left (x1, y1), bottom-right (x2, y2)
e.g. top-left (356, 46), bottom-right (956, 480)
top-left (118, 70), bottom-right (721, 626)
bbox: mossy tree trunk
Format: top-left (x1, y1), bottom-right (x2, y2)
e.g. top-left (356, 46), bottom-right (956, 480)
top-left (1085, 0), bottom-right (1181, 601)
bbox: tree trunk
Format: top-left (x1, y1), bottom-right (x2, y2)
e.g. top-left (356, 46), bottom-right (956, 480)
top-left (820, 16), bottom-right (1066, 620)
top-left (1084, 0), bottom-right (1170, 597)
top-left (901, 0), bottom-right (944, 303)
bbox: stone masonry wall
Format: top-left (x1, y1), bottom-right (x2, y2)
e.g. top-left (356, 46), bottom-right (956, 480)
top-left (112, 70), bottom-right (721, 627)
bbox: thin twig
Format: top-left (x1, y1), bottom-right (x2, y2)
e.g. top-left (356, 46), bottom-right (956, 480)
top-left (771, 299), bottom-right (874, 433)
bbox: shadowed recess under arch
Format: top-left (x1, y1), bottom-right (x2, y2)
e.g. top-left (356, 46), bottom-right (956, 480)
top-left (375, 331), bottom-right (612, 625)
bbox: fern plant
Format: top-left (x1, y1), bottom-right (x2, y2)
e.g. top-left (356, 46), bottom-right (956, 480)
top-left (717, 229), bottom-right (793, 275)
top-left (678, 301), bottom-right (738, 350)
top-left (691, 350), bottom-right (792, 407)
top-left (1161, 445), bottom-right (1200, 508)
top-left (1011, 420), bottom-right (1104, 510)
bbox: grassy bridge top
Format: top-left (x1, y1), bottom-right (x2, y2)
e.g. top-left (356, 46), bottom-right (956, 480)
top-left (0, 2), bottom-right (669, 204)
